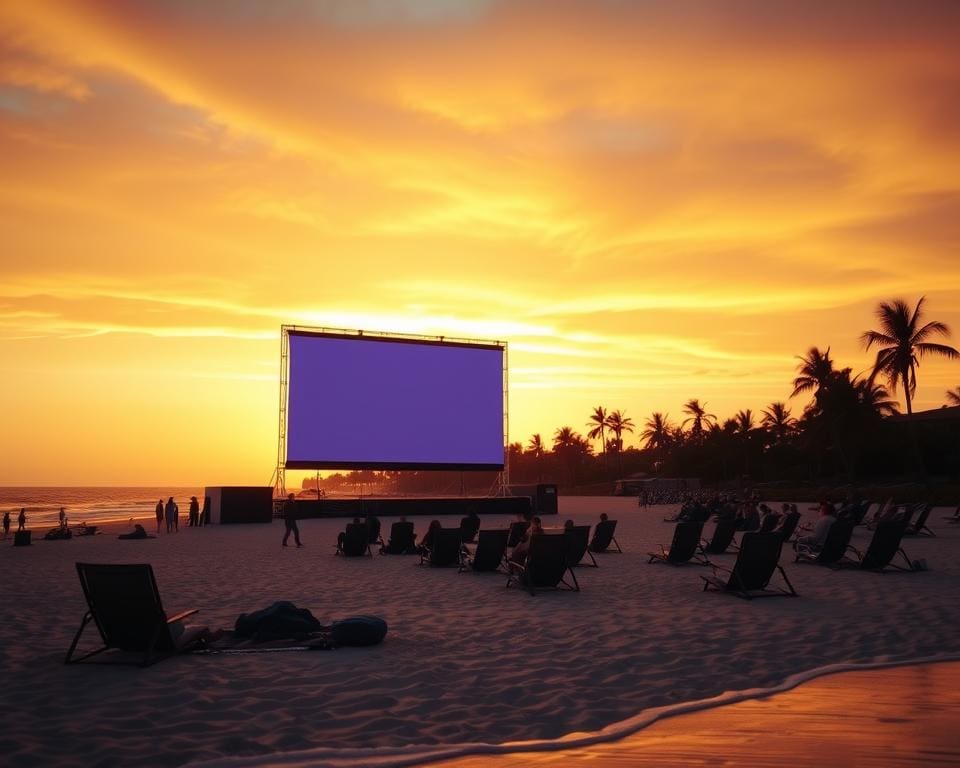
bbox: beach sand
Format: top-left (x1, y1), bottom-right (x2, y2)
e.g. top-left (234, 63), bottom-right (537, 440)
top-left (1, 497), bottom-right (958, 767)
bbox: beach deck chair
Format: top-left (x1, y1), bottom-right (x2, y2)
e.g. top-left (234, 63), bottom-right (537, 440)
top-left (506, 533), bottom-right (579, 595)
top-left (793, 518), bottom-right (855, 567)
top-left (459, 516), bottom-right (481, 544)
top-left (419, 527), bottom-right (462, 567)
top-left (66, 563), bottom-right (209, 667)
top-left (460, 528), bottom-right (509, 573)
top-left (702, 518), bottom-right (736, 556)
top-left (903, 503), bottom-right (935, 537)
top-left (588, 519), bottom-right (622, 553)
top-left (774, 511), bottom-right (801, 544)
top-left (365, 517), bottom-right (383, 547)
top-left (648, 521), bottom-right (709, 565)
top-left (702, 532), bottom-right (797, 599)
top-left (336, 522), bottom-right (372, 557)
top-left (843, 517), bottom-right (923, 573)
top-left (941, 505), bottom-right (960, 524)
top-left (380, 521), bottom-right (416, 554)
top-left (506, 520), bottom-right (530, 548)
top-left (564, 525), bottom-right (597, 567)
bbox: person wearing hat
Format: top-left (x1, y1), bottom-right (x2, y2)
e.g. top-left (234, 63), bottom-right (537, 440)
top-left (189, 496), bottom-right (200, 527)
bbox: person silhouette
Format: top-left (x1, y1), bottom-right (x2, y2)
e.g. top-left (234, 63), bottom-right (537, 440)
top-left (155, 499), bottom-right (164, 533)
top-left (282, 493), bottom-right (302, 547)
top-left (2, 510), bottom-right (9, 538)
top-left (17, 508), bottom-right (26, 531)
top-left (165, 497), bottom-right (178, 533)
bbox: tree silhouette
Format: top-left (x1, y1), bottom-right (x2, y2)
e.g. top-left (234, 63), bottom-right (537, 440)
top-left (792, 346), bottom-right (835, 400)
top-left (586, 406), bottom-right (608, 454)
top-left (760, 401), bottom-right (796, 442)
top-left (681, 399), bottom-right (716, 441)
top-left (861, 296), bottom-right (959, 417)
top-left (605, 409), bottom-right (635, 452)
top-left (947, 387), bottom-right (960, 407)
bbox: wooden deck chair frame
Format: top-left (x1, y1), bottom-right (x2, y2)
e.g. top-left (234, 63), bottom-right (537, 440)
top-left (336, 522), bottom-right (372, 557)
top-left (588, 519), bottom-right (622, 553)
top-left (702, 518), bottom-right (737, 556)
top-left (419, 527), bottom-right (463, 568)
top-left (506, 533), bottom-right (579, 596)
top-left (648, 520), bottom-right (709, 565)
top-left (701, 533), bottom-right (797, 600)
top-left (66, 562), bottom-right (207, 667)
top-left (903, 502), bottom-right (935, 537)
top-left (459, 528), bottom-right (509, 573)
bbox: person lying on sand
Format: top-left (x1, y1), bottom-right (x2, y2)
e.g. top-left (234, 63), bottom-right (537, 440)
top-left (118, 523), bottom-right (154, 540)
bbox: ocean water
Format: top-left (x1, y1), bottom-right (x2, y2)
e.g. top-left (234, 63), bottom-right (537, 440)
top-left (0, 487), bottom-right (206, 529)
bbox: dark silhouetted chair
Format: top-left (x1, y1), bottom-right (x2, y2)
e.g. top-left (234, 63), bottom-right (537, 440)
top-left (459, 515), bottom-right (481, 544)
top-left (774, 511), bottom-right (801, 543)
top-left (380, 521), bottom-right (416, 554)
top-left (648, 521), bottom-right (708, 565)
top-left (793, 518), bottom-right (855, 567)
top-left (506, 533), bottom-right (579, 595)
top-left (336, 522), bottom-right (372, 557)
top-left (588, 519), bottom-right (622, 553)
top-left (365, 516), bottom-right (382, 547)
top-left (460, 529), bottom-right (509, 573)
top-left (701, 518), bottom-right (736, 556)
top-left (701, 532), bottom-right (797, 599)
top-left (66, 562), bottom-right (209, 666)
top-left (564, 525), bottom-right (597, 567)
top-left (506, 520), bottom-right (530, 548)
top-left (903, 503), bottom-right (934, 537)
top-left (844, 517), bottom-right (923, 572)
top-left (419, 527), bottom-right (462, 567)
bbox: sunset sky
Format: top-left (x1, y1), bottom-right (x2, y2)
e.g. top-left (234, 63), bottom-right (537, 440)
top-left (2, 0), bottom-right (959, 485)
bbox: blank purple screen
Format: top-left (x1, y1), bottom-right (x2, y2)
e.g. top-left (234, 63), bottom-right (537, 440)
top-left (286, 333), bottom-right (504, 468)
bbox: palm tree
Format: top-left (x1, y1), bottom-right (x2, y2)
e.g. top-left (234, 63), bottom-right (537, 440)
top-left (947, 387), bottom-right (960, 407)
top-left (791, 346), bottom-right (835, 399)
top-left (604, 409), bottom-right (635, 452)
top-left (552, 426), bottom-right (592, 486)
top-left (681, 399), bottom-right (716, 441)
top-left (761, 401), bottom-right (797, 442)
top-left (586, 406), bottom-right (608, 454)
top-left (641, 412), bottom-right (674, 469)
top-left (861, 296), bottom-right (959, 417)
top-left (527, 433), bottom-right (545, 457)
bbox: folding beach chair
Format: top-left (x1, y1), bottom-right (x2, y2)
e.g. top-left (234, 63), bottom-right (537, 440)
top-left (460, 528), bottom-right (509, 573)
top-left (459, 515), bottom-right (481, 544)
top-left (702, 518), bottom-right (736, 556)
top-left (793, 518), bottom-right (855, 567)
top-left (941, 505), bottom-right (960, 524)
top-left (588, 519), bottom-right (622, 553)
top-left (506, 520), bottom-right (530, 548)
top-left (66, 563), bottom-right (209, 667)
top-left (701, 532), bottom-right (797, 599)
top-left (564, 525), bottom-right (597, 567)
top-left (380, 520), bottom-right (416, 554)
top-left (774, 511), bottom-right (801, 543)
top-left (506, 533), bottom-right (579, 595)
top-left (648, 520), bottom-right (709, 565)
top-left (419, 527), bottom-right (462, 567)
top-left (843, 517), bottom-right (924, 573)
top-left (903, 503), bottom-right (935, 537)
top-left (336, 522), bottom-right (372, 557)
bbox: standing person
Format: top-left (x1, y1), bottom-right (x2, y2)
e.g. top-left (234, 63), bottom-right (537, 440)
top-left (165, 497), bottom-right (177, 533)
top-left (2, 510), bottom-right (10, 538)
top-left (17, 507), bottom-right (26, 531)
top-left (188, 496), bottom-right (200, 527)
top-left (282, 493), bottom-right (302, 547)
top-left (58, 507), bottom-right (66, 529)
top-left (155, 499), bottom-right (164, 533)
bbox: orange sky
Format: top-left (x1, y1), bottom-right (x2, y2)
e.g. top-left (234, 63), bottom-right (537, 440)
top-left (2, 0), bottom-right (959, 485)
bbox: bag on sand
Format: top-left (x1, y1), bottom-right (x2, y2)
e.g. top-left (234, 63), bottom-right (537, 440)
top-left (234, 601), bottom-right (323, 641)
top-left (330, 615), bottom-right (388, 646)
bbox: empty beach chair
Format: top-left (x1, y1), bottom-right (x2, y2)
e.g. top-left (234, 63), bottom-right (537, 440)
top-left (380, 520), bottom-right (416, 554)
top-left (702, 518), bottom-right (737, 556)
top-left (941, 505), bottom-right (960, 524)
top-left (588, 518), bottom-right (622, 553)
top-left (336, 522), bottom-right (372, 557)
top-left (460, 529), bottom-right (509, 573)
top-left (66, 562), bottom-right (209, 666)
top-left (648, 521), bottom-right (708, 565)
top-left (564, 524), bottom-right (597, 567)
top-left (701, 532), bottom-right (797, 599)
top-left (793, 518), bottom-right (855, 567)
top-left (506, 533), bottom-right (579, 595)
top-left (774, 511), bottom-right (801, 543)
top-left (843, 517), bottom-right (923, 573)
top-left (419, 527), bottom-right (462, 567)
top-left (903, 503), bottom-right (935, 537)
top-left (365, 516), bottom-right (382, 547)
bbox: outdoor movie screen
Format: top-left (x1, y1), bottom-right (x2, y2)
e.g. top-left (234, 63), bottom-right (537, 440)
top-left (285, 330), bottom-right (505, 470)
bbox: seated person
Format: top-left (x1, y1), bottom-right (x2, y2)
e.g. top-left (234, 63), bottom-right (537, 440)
top-left (734, 502), bottom-right (761, 531)
top-left (510, 516), bottom-right (543, 565)
top-left (118, 523), bottom-right (151, 540)
top-left (417, 519), bottom-right (442, 554)
top-left (794, 502), bottom-right (836, 551)
top-left (337, 517), bottom-right (362, 549)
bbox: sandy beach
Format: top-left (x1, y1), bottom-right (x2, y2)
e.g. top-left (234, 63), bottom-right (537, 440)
top-left (2, 496), bottom-right (958, 768)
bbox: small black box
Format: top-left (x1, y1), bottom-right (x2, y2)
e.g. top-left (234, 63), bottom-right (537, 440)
top-left (13, 530), bottom-right (31, 546)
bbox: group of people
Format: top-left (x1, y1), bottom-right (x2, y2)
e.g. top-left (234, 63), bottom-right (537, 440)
top-left (155, 496), bottom-right (209, 533)
top-left (2, 508), bottom-right (27, 538)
